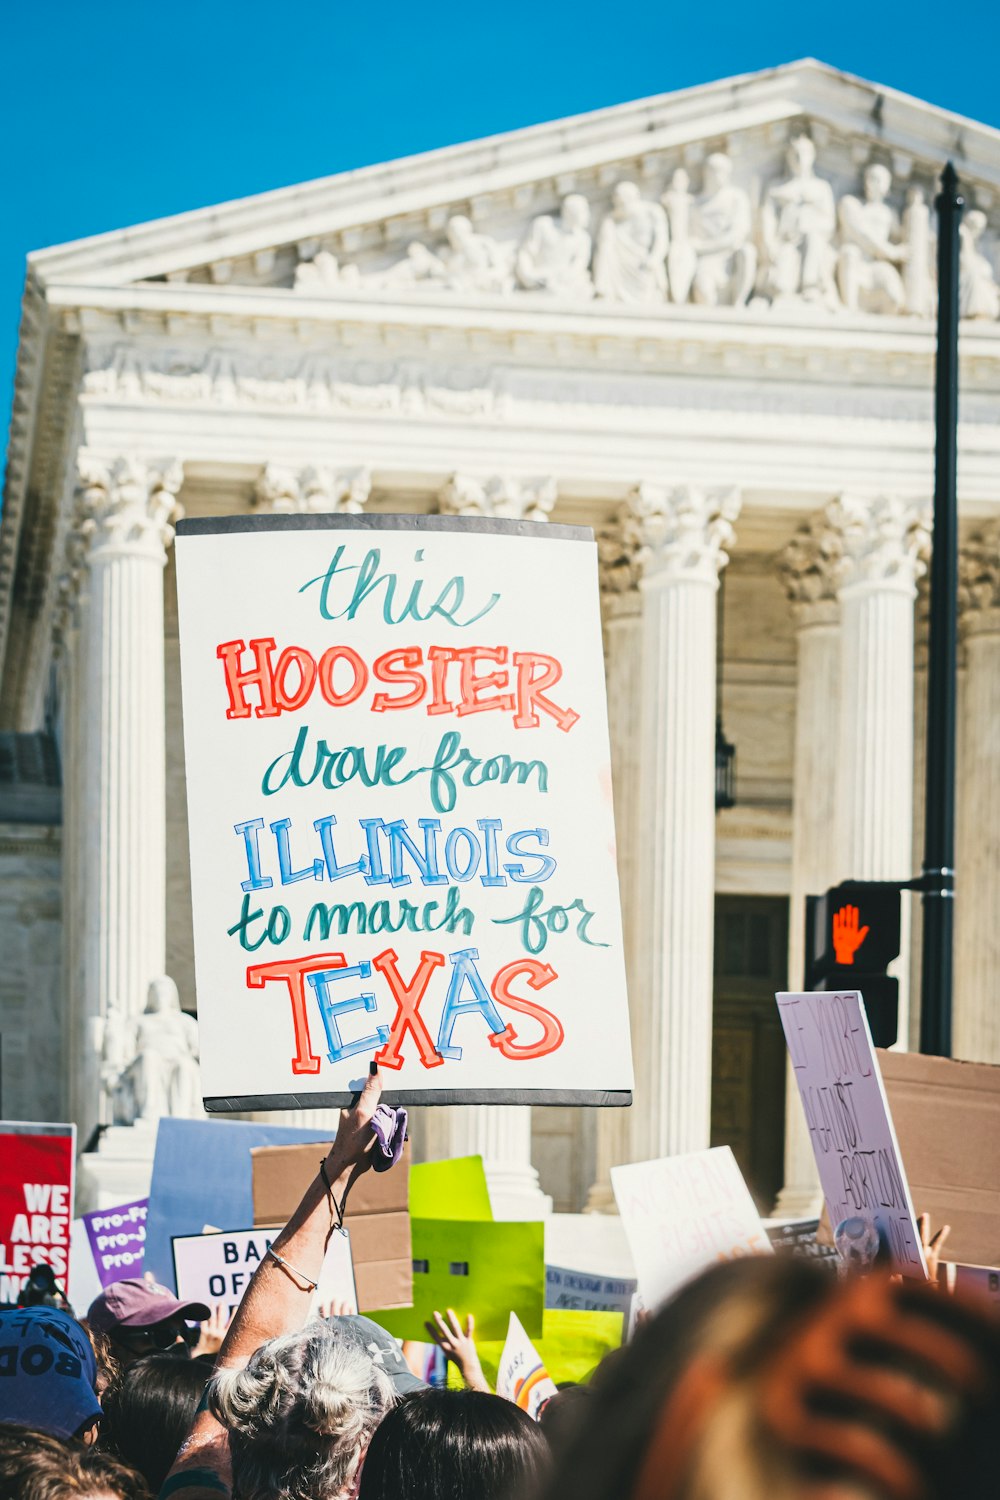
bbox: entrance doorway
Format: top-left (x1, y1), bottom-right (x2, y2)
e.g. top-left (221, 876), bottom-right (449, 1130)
top-left (710, 895), bottom-right (789, 1213)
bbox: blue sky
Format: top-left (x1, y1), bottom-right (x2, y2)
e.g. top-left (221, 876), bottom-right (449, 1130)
top-left (3, 0), bottom-right (999, 459)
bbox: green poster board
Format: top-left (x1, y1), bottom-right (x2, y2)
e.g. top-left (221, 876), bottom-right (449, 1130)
top-left (371, 1218), bottom-right (543, 1341)
top-left (409, 1156), bottom-right (492, 1221)
top-left (470, 1307), bottom-right (625, 1389)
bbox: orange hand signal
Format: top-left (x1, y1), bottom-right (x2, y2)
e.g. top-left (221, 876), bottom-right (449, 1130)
top-left (832, 904), bottom-right (869, 966)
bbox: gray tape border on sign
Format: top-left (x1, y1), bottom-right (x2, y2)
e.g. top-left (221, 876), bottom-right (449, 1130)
top-left (204, 1089), bottom-right (631, 1111)
top-left (175, 514), bottom-right (591, 542)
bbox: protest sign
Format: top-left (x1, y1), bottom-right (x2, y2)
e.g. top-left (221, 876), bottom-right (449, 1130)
top-left (878, 1048), bottom-right (1000, 1269)
top-left (145, 1117), bottom-right (332, 1290)
top-left (0, 1123), bottom-right (74, 1302)
top-left (81, 1198), bottom-right (147, 1289)
top-left (611, 1146), bottom-right (772, 1310)
top-left (545, 1265), bottom-right (636, 1315)
top-left (372, 1218), bottom-right (545, 1341)
top-left (496, 1312), bottom-right (558, 1419)
top-left (251, 1139), bottom-right (412, 1311)
top-left (474, 1309), bottom-right (625, 1390)
top-left (410, 1156), bottom-right (492, 1221)
top-left (174, 514), bottom-right (632, 1111)
top-left (777, 992), bottom-right (926, 1277)
top-left (172, 1226), bottom-right (357, 1317)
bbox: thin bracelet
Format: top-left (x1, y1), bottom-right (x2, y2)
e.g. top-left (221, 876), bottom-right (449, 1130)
top-left (319, 1158), bottom-right (346, 1231)
top-left (266, 1245), bottom-right (318, 1291)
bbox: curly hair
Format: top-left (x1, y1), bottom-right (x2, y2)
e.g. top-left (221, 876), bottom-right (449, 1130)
top-left (207, 1321), bottom-right (395, 1500)
top-left (0, 1425), bottom-right (150, 1499)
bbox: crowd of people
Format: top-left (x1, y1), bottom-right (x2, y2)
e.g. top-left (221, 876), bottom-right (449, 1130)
top-left (1, 1067), bottom-right (997, 1500)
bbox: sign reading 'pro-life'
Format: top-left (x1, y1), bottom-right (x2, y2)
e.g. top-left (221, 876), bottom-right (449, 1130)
top-left (175, 515), bottom-right (632, 1110)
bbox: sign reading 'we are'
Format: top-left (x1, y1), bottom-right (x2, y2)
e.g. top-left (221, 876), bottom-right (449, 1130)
top-left (175, 514), bottom-right (632, 1111)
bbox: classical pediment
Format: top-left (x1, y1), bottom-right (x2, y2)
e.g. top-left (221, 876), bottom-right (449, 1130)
top-left (28, 59), bottom-right (1000, 326)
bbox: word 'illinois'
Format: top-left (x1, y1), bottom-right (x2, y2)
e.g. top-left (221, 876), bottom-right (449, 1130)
top-left (217, 640), bottom-right (579, 732)
top-left (234, 815), bottom-right (556, 891)
top-left (249, 944), bottom-right (564, 1074)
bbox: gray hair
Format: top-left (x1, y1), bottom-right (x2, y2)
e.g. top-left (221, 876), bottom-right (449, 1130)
top-left (208, 1320), bottom-right (396, 1500)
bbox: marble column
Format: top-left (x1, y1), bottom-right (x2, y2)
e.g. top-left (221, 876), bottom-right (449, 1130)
top-left (774, 520), bottom-right (841, 1217)
top-left (586, 519), bottom-right (643, 1211)
top-left (73, 456), bottom-right (182, 1146)
top-left (828, 494), bottom-right (928, 1045)
top-left (954, 524), bottom-right (1000, 1062)
top-left (55, 538), bottom-right (89, 1130)
top-left (628, 484), bottom-right (741, 1162)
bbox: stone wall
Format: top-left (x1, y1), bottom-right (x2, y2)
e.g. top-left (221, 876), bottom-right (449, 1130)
top-left (0, 825), bottom-right (64, 1121)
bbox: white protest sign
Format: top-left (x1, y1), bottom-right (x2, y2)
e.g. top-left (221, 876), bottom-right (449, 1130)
top-left (172, 1227), bottom-right (357, 1317)
top-left (776, 991), bottom-right (927, 1277)
top-left (175, 515), bottom-right (632, 1109)
top-left (545, 1265), bottom-right (637, 1315)
top-left (496, 1311), bottom-right (559, 1420)
top-left (611, 1146), bottom-right (772, 1310)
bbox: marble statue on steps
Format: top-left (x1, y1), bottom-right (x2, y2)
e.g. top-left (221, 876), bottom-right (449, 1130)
top-left (960, 210), bottom-right (1000, 321)
top-left (760, 135), bottom-right (837, 308)
top-left (104, 977), bottom-right (205, 1126)
top-left (516, 194), bottom-right (594, 297)
top-left (594, 181), bottom-right (668, 303)
top-left (836, 164), bottom-right (908, 315)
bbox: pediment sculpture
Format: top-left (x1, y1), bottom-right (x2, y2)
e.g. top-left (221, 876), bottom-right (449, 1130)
top-left (289, 140), bottom-right (999, 321)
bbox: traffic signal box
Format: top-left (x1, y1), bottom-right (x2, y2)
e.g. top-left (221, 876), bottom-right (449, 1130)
top-left (804, 881), bottom-right (902, 1047)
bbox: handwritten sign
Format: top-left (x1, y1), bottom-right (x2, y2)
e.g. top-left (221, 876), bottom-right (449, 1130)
top-left (545, 1265), bottom-right (636, 1315)
top-left (81, 1198), bottom-right (147, 1288)
top-left (172, 1226), bottom-right (357, 1318)
top-left (776, 991), bottom-right (926, 1277)
top-left (0, 1122), bottom-right (75, 1301)
top-left (496, 1311), bottom-right (559, 1419)
top-left (175, 515), bottom-right (631, 1109)
top-left (611, 1146), bottom-right (772, 1310)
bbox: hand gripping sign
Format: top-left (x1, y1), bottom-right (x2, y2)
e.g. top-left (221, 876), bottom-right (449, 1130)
top-left (175, 514), bottom-right (632, 1110)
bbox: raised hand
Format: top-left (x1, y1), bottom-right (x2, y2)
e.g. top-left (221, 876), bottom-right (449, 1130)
top-left (832, 904), bottom-right (869, 966)
top-left (425, 1307), bottom-right (491, 1392)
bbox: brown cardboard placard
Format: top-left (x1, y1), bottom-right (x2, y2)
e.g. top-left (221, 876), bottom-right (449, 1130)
top-left (251, 1140), bottom-right (412, 1311)
top-left (878, 1049), bottom-right (1000, 1270)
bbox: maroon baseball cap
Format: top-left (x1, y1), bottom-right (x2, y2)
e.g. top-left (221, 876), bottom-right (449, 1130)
top-left (87, 1278), bottom-right (210, 1334)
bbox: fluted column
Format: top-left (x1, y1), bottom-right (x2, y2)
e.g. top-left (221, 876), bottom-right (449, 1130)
top-left (629, 484), bottom-right (741, 1162)
top-left (828, 494), bottom-right (928, 1046)
top-left (586, 520), bottom-right (643, 1210)
top-left (54, 538), bottom-right (89, 1127)
top-left (73, 456), bottom-right (182, 1144)
top-left (954, 524), bottom-right (1000, 1062)
top-left (774, 520), bottom-right (841, 1217)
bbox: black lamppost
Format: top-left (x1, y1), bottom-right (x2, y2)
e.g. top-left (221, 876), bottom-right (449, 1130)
top-left (919, 162), bottom-right (963, 1057)
top-left (715, 569), bottom-right (736, 811)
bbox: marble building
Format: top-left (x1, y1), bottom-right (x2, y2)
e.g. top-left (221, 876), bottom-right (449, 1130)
top-left (2, 59), bottom-right (999, 1216)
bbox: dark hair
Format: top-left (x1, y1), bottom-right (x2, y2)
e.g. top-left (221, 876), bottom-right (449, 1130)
top-left (99, 1352), bottom-right (211, 1489)
top-left (0, 1424), bottom-right (150, 1499)
top-left (358, 1388), bottom-right (550, 1500)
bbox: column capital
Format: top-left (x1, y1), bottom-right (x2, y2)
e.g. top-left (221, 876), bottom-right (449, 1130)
top-left (778, 517), bottom-right (842, 626)
top-left (438, 473), bottom-right (556, 522)
top-left (597, 513), bottom-right (643, 618)
top-left (75, 456), bottom-right (183, 565)
top-left (626, 484), bottom-right (740, 586)
top-left (253, 463), bottom-right (372, 514)
top-left (825, 493), bottom-right (929, 597)
top-left (959, 520), bottom-right (1000, 638)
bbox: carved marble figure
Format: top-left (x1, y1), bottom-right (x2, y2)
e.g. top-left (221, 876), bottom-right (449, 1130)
top-left (594, 182), bottom-right (669, 303)
top-left (902, 187), bottom-right (934, 317)
top-left (662, 169), bottom-right (696, 305)
top-left (761, 136), bottom-right (837, 307)
top-left (836, 164), bottom-right (908, 314)
top-left (959, 210), bottom-right (1000, 321)
top-left (516, 195), bottom-right (594, 297)
top-left (294, 251), bottom-right (361, 292)
top-left (689, 153), bottom-right (756, 307)
top-left (122, 977), bottom-right (204, 1123)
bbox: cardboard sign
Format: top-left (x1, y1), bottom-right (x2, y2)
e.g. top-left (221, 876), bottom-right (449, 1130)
top-left (496, 1311), bottom-right (558, 1419)
top-left (371, 1218), bottom-right (545, 1341)
top-left (172, 1226), bottom-right (357, 1317)
top-left (174, 514), bottom-right (632, 1111)
top-left (251, 1140), bottom-right (412, 1311)
top-left (145, 1117), bottom-right (333, 1290)
top-left (777, 992), bottom-right (926, 1277)
top-left (81, 1199), bottom-right (147, 1289)
top-left (611, 1146), bottom-right (772, 1310)
top-left (0, 1122), bottom-right (75, 1301)
top-left (878, 1049), bottom-right (1000, 1269)
top-left (545, 1265), bottom-right (636, 1315)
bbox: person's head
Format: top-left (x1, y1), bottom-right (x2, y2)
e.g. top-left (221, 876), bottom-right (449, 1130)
top-left (561, 194), bottom-right (590, 231)
top-left (86, 1279), bottom-right (209, 1366)
top-left (612, 181), bottom-right (640, 215)
top-left (99, 1352), bottom-right (211, 1491)
top-left (786, 134), bottom-right (816, 175)
top-left (358, 1388), bottom-right (550, 1500)
top-left (208, 1320), bottom-right (395, 1500)
top-left (18, 1263), bottom-right (69, 1312)
top-left (0, 1424), bottom-right (149, 1500)
top-left (0, 1306), bottom-right (102, 1443)
top-left (864, 163), bottom-right (892, 203)
top-left (703, 152), bottom-right (733, 195)
top-left (537, 1257), bottom-right (1000, 1500)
